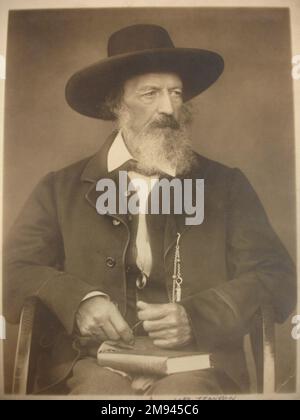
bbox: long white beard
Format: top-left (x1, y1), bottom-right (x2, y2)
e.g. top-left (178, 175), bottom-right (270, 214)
top-left (117, 104), bottom-right (196, 176)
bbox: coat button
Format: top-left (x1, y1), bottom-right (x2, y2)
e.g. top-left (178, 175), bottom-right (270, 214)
top-left (106, 257), bottom-right (116, 268)
top-left (112, 219), bottom-right (121, 226)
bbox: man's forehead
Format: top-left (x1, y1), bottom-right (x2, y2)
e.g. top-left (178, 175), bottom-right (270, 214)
top-left (124, 72), bottom-right (183, 90)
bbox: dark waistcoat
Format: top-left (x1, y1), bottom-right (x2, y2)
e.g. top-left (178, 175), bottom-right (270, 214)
top-left (125, 212), bottom-right (170, 330)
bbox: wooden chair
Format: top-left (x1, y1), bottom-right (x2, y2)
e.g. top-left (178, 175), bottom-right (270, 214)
top-left (12, 297), bottom-right (276, 395)
top-left (12, 297), bottom-right (63, 394)
top-left (249, 304), bottom-right (276, 393)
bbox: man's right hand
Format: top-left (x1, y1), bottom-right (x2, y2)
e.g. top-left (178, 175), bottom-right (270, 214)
top-left (76, 296), bottom-right (134, 344)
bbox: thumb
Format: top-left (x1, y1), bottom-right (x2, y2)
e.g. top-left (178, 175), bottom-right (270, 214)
top-left (137, 301), bottom-right (148, 310)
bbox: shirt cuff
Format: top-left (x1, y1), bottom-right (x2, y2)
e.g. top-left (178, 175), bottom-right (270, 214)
top-left (81, 291), bottom-right (110, 302)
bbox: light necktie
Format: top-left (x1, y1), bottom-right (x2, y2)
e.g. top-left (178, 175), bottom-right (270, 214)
top-left (127, 171), bottom-right (158, 289)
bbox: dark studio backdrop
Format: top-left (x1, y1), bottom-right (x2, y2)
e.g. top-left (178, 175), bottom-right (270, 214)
top-left (3, 7), bottom-right (297, 392)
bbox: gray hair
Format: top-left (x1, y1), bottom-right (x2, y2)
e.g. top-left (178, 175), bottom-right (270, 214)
top-left (98, 83), bottom-right (124, 120)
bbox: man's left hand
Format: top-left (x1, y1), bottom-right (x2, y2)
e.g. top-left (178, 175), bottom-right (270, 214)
top-left (137, 301), bottom-right (193, 349)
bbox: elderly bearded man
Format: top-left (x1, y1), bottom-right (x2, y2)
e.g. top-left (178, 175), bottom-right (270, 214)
top-left (4, 25), bottom-right (296, 396)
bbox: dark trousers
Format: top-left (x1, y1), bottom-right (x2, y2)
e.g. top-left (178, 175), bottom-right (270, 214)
top-left (65, 357), bottom-right (240, 396)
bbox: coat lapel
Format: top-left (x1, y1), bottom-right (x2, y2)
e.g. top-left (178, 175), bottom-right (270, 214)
top-left (81, 130), bottom-right (129, 226)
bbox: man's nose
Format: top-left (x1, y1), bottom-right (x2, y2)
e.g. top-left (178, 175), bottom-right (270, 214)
top-left (157, 91), bottom-right (174, 115)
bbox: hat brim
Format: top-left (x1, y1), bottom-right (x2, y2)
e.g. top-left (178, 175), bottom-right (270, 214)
top-left (65, 48), bottom-right (224, 120)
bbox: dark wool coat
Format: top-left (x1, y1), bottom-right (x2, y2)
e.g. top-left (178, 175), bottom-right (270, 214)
top-left (4, 132), bottom-right (296, 393)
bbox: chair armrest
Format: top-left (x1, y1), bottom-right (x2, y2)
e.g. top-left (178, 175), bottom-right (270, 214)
top-left (12, 297), bottom-right (60, 394)
top-left (12, 297), bottom-right (39, 394)
top-left (262, 304), bottom-right (276, 393)
top-left (249, 303), bottom-right (276, 394)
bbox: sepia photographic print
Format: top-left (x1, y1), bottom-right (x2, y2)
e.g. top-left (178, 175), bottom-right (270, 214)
top-left (0, 0), bottom-right (299, 402)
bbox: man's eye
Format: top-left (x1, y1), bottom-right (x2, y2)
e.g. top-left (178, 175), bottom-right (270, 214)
top-left (172, 90), bottom-right (183, 97)
top-left (143, 91), bottom-right (156, 98)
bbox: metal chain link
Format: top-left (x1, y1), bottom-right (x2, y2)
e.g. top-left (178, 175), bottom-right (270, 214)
top-left (172, 232), bottom-right (183, 303)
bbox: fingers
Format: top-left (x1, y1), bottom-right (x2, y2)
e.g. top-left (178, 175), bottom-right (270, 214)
top-left (76, 313), bottom-right (93, 337)
top-left (76, 297), bottom-right (134, 343)
top-left (101, 321), bottom-right (121, 342)
top-left (89, 325), bottom-right (108, 342)
top-left (153, 338), bottom-right (180, 349)
top-left (80, 319), bottom-right (125, 343)
top-left (77, 325), bottom-right (90, 337)
top-left (143, 319), bottom-right (172, 332)
top-left (153, 334), bottom-right (193, 349)
top-left (137, 302), bottom-right (193, 349)
top-left (148, 327), bottom-right (192, 343)
top-left (148, 328), bottom-right (178, 339)
top-left (137, 301), bottom-right (172, 321)
top-left (136, 301), bottom-right (148, 310)
top-left (110, 308), bottom-right (134, 344)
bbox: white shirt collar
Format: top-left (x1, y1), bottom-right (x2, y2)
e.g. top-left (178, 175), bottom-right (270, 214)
top-left (107, 130), bottom-right (176, 177)
top-left (107, 130), bottom-right (134, 173)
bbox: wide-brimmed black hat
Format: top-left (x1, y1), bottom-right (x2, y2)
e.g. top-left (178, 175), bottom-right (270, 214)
top-left (65, 24), bottom-right (224, 120)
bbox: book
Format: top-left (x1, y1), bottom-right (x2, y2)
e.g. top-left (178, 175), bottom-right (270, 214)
top-left (97, 336), bottom-right (211, 376)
